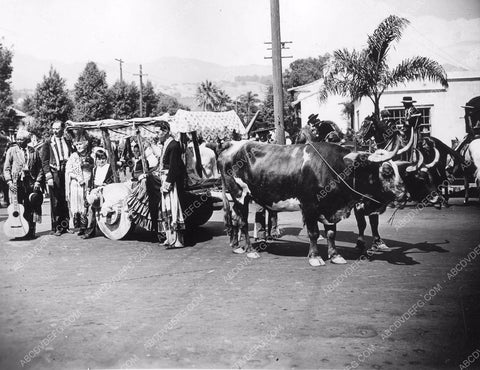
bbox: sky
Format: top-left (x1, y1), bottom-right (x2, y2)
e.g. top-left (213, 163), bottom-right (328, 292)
top-left (1, 0), bottom-right (479, 71)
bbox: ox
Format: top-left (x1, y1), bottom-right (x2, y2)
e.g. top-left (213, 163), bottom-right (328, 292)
top-left (218, 139), bottom-right (406, 266)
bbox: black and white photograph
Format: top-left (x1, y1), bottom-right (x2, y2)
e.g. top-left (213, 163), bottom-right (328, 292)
top-left (0, 0), bottom-right (479, 369)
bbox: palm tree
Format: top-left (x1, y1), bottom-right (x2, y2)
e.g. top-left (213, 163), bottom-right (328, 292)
top-left (320, 15), bottom-right (449, 123)
top-left (215, 89), bottom-right (233, 111)
top-left (195, 80), bottom-right (216, 111)
top-left (238, 91), bottom-right (261, 124)
top-left (195, 80), bottom-right (219, 111)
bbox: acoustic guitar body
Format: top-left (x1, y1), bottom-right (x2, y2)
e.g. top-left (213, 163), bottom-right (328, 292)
top-left (3, 199), bottom-right (29, 239)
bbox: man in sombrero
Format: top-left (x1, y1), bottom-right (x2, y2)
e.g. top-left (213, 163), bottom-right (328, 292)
top-left (4, 127), bottom-right (44, 239)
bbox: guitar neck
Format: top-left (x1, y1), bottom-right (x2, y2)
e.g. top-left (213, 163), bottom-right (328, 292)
top-left (12, 191), bottom-right (19, 210)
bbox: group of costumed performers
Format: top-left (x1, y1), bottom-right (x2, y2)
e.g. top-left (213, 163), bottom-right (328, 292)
top-left (127, 120), bottom-right (186, 248)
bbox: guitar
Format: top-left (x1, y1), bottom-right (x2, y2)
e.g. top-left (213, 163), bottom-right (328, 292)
top-left (3, 191), bottom-right (29, 239)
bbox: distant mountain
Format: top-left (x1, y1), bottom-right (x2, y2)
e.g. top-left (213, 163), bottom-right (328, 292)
top-left (11, 53), bottom-right (272, 91)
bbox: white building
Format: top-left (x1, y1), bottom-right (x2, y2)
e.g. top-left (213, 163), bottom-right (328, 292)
top-left (289, 71), bottom-right (480, 146)
top-left (288, 79), bottom-right (351, 132)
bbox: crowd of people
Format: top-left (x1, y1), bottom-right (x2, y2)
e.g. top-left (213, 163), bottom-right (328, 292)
top-left (2, 97), bottom-right (428, 245)
top-left (2, 120), bottom-right (214, 247)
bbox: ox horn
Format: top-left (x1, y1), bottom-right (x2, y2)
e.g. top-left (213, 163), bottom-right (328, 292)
top-left (406, 149), bottom-right (424, 172)
top-left (425, 147), bottom-right (440, 168)
top-left (367, 135), bottom-right (401, 163)
top-left (397, 127), bottom-right (415, 155)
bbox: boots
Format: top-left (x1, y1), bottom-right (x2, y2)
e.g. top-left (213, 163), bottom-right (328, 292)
top-left (24, 223), bottom-right (36, 240)
top-left (78, 213), bottom-right (88, 236)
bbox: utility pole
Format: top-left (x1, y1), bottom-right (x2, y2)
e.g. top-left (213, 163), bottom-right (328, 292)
top-left (115, 58), bottom-right (124, 83)
top-left (270, 0), bottom-right (285, 145)
top-left (134, 65), bottom-right (147, 117)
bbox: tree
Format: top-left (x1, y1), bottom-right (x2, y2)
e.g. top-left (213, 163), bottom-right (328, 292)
top-left (73, 61), bottom-right (111, 121)
top-left (142, 80), bottom-right (159, 117)
top-left (32, 67), bottom-right (73, 137)
top-left (321, 15), bottom-right (448, 122)
top-left (259, 84), bottom-right (298, 137)
top-left (110, 81), bottom-right (139, 119)
top-left (215, 89), bottom-right (233, 112)
top-left (21, 95), bottom-right (35, 116)
top-left (237, 91), bottom-right (261, 124)
top-left (195, 80), bottom-right (219, 111)
top-left (283, 55), bottom-right (330, 89)
top-left (0, 42), bottom-right (14, 133)
top-left (156, 92), bottom-right (190, 115)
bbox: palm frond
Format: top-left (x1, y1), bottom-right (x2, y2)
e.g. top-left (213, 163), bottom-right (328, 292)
top-left (367, 15), bottom-right (409, 64)
top-left (389, 56), bottom-right (449, 88)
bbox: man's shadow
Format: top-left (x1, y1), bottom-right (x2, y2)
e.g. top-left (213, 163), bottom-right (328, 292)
top-left (120, 221), bottom-right (227, 246)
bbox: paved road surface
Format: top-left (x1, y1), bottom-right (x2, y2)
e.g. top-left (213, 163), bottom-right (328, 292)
top-left (0, 199), bottom-right (479, 369)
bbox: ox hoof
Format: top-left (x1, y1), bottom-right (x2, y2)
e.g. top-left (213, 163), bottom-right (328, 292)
top-left (330, 255), bottom-right (347, 264)
top-left (233, 247), bottom-right (245, 254)
top-left (247, 251), bottom-right (260, 259)
top-left (308, 257), bottom-right (326, 267)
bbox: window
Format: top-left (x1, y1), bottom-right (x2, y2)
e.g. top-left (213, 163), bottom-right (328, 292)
top-left (386, 107), bottom-right (431, 138)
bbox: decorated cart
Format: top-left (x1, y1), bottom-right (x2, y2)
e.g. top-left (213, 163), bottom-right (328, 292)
top-left (66, 110), bottom-right (245, 240)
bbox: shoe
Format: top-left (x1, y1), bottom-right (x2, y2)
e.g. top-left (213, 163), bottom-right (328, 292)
top-left (77, 230), bottom-right (85, 236)
top-left (233, 247), bottom-right (245, 254)
top-left (54, 230), bottom-right (63, 236)
top-left (370, 239), bottom-right (389, 251)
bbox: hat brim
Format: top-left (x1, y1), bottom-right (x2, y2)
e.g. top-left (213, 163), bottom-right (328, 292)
top-left (29, 192), bottom-right (44, 206)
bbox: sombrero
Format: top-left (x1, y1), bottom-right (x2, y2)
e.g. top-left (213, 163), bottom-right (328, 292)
top-left (307, 113), bottom-right (319, 123)
top-left (29, 190), bottom-right (43, 208)
top-left (401, 96), bottom-right (416, 104)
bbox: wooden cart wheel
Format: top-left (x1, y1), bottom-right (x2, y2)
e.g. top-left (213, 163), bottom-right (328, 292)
top-left (96, 203), bottom-right (134, 240)
top-left (184, 192), bottom-right (214, 228)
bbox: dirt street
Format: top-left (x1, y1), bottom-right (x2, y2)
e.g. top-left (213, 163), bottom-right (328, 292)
top-left (0, 199), bottom-right (479, 369)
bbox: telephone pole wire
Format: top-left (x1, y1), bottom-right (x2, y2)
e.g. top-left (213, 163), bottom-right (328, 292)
top-left (134, 65), bottom-right (148, 117)
top-left (115, 58), bottom-right (124, 83)
top-left (270, 0), bottom-right (285, 145)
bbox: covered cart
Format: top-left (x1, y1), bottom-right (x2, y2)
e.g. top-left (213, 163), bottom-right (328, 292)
top-left (66, 110), bottom-right (245, 240)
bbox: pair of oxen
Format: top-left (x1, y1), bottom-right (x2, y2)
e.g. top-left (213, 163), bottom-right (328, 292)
top-left (217, 125), bottom-right (476, 267)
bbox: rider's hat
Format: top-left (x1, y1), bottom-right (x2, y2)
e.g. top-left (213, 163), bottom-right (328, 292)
top-left (401, 96), bottom-right (416, 104)
top-left (307, 113), bottom-right (319, 123)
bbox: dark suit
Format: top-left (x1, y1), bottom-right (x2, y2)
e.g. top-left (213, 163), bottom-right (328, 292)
top-left (161, 139), bottom-right (186, 192)
top-left (41, 136), bottom-right (74, 232)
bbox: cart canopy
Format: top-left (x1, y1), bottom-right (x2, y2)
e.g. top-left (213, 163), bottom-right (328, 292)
top-left (66, 110), bottom-right (246, 141)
